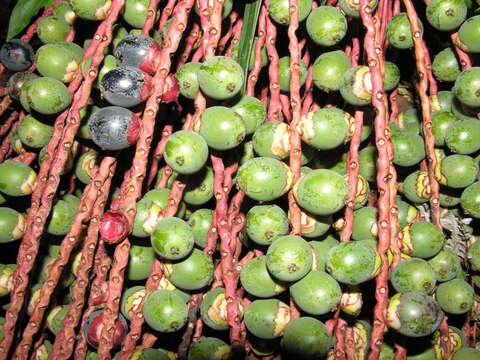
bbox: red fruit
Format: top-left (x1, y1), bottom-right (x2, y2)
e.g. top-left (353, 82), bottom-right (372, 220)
top-left (99, 210), bottom-right (130, 244)
top-left (84, 310), bottom-right (128, 348)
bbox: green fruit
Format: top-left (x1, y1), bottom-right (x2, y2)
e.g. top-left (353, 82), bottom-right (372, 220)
top-left (426, 0), bottom-right (467, 31)
top-left (132, 198), bottom-right (160, 238)
top-left (252, 121), bottom-right (289, 160)
top-left (26, 77), bottom-right (72, 115)
top-left (282, 317), bottom-right (331, 359)
top-left (339, 0), bottom-right (378, 18)
top-left (278, 56), bottom-right (307, 92)
top-left (461, 181), bottom-right (480, 218)
top-left (431, 111), bottom-right (457, 146)
top-left (123, 0), bottom-right (149, 28)
top-left (37, 16), bottom-right (71, 43)
top-left (402, 170), bottom-right (431, 204)
top-left (200, 287), bottom-right (243, 331)
top-left (457, 15), bottom-right (480, 53)
top-left (297, 211), bottom-right (331, 238)
top-left (384, 61), bottom-right (401, 91)
top-left (0, 208), bottom-right (25, 243)
top-left (240, 256), bottom-right (286, 298)
top-left (151, 217), bottom-right (194, 261)
top-left (75, 151), bottom-right (97, 184)
top-left (121, 286), bottom-right (146, 320)
top-left (306, 6), bottom-right (347, 47)
top-left (197, 56), bottom-right (243, 100)
top-left (69, 0), bottom-right (112, 20)
top-left (268, 0), bottom-right (312, 25)
top-left (312, 50), bottom-right (351, 92)
top-left (246, 205), bottom-right (289, 246)
top-left (0, 161), bottom-right (37, 197)
top-left (340, 66), bottom-right (372, 106)
top-left (352, 206), bottom-right (378, 241)
top-left (266, 235), bottom-right (313, 282)
top-left (452, 348), bottom-right (480, 359)
top-left (390, 258), bottom-right (436, 293)
top-left (232, 95), bottom-right (266, 135)
top-left (428, 249), bottom-right (461, 282)
top-left (169, 249), bottom-right (213, 291)
top-left (145, 188), bottom-right (186, 217)
top-left (17, 114), bottom-right (53, 149)
top-left (441, 154), bottom-right (478, 188)
top-left (47, 305), bottom-right (68, 335)
top-left (244, 299), bottom-right (290, 339)
top-left (359, 146), bottom-right (377, 182)
top-left (391, 131), bottom-right (425, 167)
top-left (47, 199), bottom-right (76, 236)
top-left (436, 279), bottom-right (474, 315)
top-left (401, 221), bottom-right (444, 258)
top-left (386, 13), bottom-right (423, 50)
top-left (431, 90), bottom-right (454, 112)
top-left (164, 130), bottom-right (208, 174)
top-left (432, 48), bottom-right (461, 82)
top-left (142, 289), bottom-right (188, 332)
top-left (468, 239), bottom-right (480, 270)
top-left (310, 238), bottom-right (337, 271)
top-left (454, 67), bottom-right (480, 107)
top-left (176, 62), bottom-right (201, 100)
top-left (127, 245), bottom-right (155, 281)
top-left (187, 209), bottom-right (212, 249)
top-left (199, 106), bottom-right (246, 150)
top-left (397, 108), bottom-right (421, 133)
top-left (188, 337), bottom-right (230, 360)
top-left (131, 348), bottom-right (171, 360)
top-left (290, 271), bottom-right (341, 315)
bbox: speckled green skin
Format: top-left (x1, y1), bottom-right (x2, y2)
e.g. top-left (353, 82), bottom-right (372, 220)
top-left (309, 240), bottom-right (335, 271)
top-left (199, 288), bottom-right (231, 331)
top-left (458, 15), bottom-right (480, 53)
top-left (312, 51), bottom-right (351, 92)
top-left (301, 213), bottom-right (331, 238)
top-left (17, 114), bottom-right (53, 149)
top-left (294, 169), bottom-right (349, 216)
top-left (197, 56), bottom-right (243, 100)
top-left (428, 249), bottom-right (461, 282)
top-left (278, 56), bottom-right (307, 92)
top-left (461, 181), bottom-right (480, 218)
top-left (440, 191), bottom-right (461, 207)
top-left (26, 77), bottom-right (72, 115)
top-left (37, 16), bottom-right (70, 43)
top-left (305, 108), bottom-right (349, 150)
top-left (441, 154), bottom-right (478, 188)
top-left (132, 198), bottom-right (158, 237)
top-left (432, 91), bottom-right (454, 112)
top-left (390, 258), bottom-right (436, 294)
top-left (436, 279), bottom-right (474, 314)
top-left (36, 44), bottom-right (77, 82)
top-left (252, 121), bottom-right (288, 160)
top-left (0, 161), bottom-right (36, 197)
top-left (75, 151), bottom-right (97, 185)
top-left (164, 130), bottom-right (208, 174)
top-left (432, 48), bottom-right (461, 82)
top-left (266, 235), bottom-right (312, 282)
top-left (121, 286), bottom-right (145, 320)
top-left (402, 170), bottom-right (430, 204)
top-left (237, 157), bottom-right (291, 202)
top-left (268, 0), bottom-right (312, 25)
top-left (56, 41), bottom-right (84, 62)
top-left (232, 95), bottom-right (266, 135)
top-left (282, 317), bottom-right (331, 359)
top-left (452, 348), bottom-right (480, 359)
top-left (431, 111), bottom-right (456, 146)
top-left (142, 289), bottom-right (188, 332)
top-left (170, 249), bottom-right (213, 291)
top-left (426, 0), bottom-right (467, 31)
top-left (244, 299), bottom-right (289, 339)
top-left (199, 106), bottom-right (246, 150)
top-left (151, 217), bottom-right (194, 261)
top-left (123, 0), bottom-right (149, 28)
top-left (47, 200), bottom-right (76, 236)
top-left (468, 238), bottom-right (480, 270)
top-left (187, 209), bottom-right (212, 249)
top-left (407, 221), bottom-right (444, 258)
top-left (352, 206), bottom-right (378, 241)
top-left (127, 245), bottom-right (155, 281)
top-left (454, 67), bottom-right (480, 108)
top-left (306, 6), bottom-right (347, 47)
top-left (388, 292), bottom-right (442, 337)
top-left (240, 256), bottom-right (284, 298)
top-left (176, 62), bottom-right (201, 100)
top-left (290, 271), bottom-right (341, 315)
top-left (379, 344), bottom-right (395, 360)
top-left (48, 306), bottom-right (68, 335)
top-left (69, 0), bottom-right (110, 20)
top-left (340, 66), bottom-right (371, 106)
top-left (145, 188), bottom-right (185, 217)
top-left (188, 337), bottom-right (230, 360)
top-left (387, 13), bottom-right (423, 49)
top-left (391, 131), bottom-right (425, 167)
top-left (326, 242), bottom-right (378, 285)
top-left (0, 208), bottom-right (23, 243)
top-left (246, 205), bottom-right (288, 246)
top-left (19, 76), bottom-right (37, 113)
top-left (397, 108), bottom-right (420, 133)
top-left (231, 38), bottom-right (268, 71)
top-left (383, 61), bottom-right (400, 91)
top-left (359, 146), bottom-right (377, 182)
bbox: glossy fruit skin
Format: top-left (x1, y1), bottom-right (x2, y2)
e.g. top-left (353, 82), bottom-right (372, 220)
top-left (0, 207), bottom-right (25, 243)
top-left (281, 317), bottom-right (331, 359)
top-left (246, 205), bottom-right (289, 246)
top-left (187, 209), bottom-right (212, 249)
top-left (454, 67), bottom-right (480, 108)
top-left (69, 0), bottom-right (112, 20)
top-left (240, 256), bottom-right (285, 298)
top-left (7, 72), bottom-right (38, 101)
top-left (121, 286), bottom-right (146, 320)
top-left (461, 181), bottom-right (480, 218)
top-left (197, 56), bottom-right (243, 100)
top-left (47, 199), bottom-right (76, 235)
top-left (37, 16), bottom-right (70, 43)
top-left (169, 249), bottom-right (213, 291)
top-left (387, 13), bottom-right (423, 49)
top-left (277, 56), bottom-right (307, 92)
top-left (432, 48), bottom-right (461, 82)
top-left (88, 106), bottom-right (140, 150)
top-left (428, 249), bottom-right (461, 282)
top-left (176, 62), bottom-right (201, 100)
top-left (396, 197), bottom-right (418, 229)
top-left (290, 271), bottom-right (341, 315)
top-left (446, 119), bottom-right (480, 154)
top-left (359, 146), bottom-right (377, 182)
top-left (183, 167), bottom-right (213, 206)
top-left (83, 309), bottom-right (127, 348)
top-left (452, 348), bottom-right (480, 359)
top-left (458, 15), bottom-right (480, 53)
top-left (326, 241), bottom-right (380, 285)
top-left (294, 169), bottom-right (349, 216)
top-left (17, 114), bottom-right (53, 149)
top-left (123, 0), bottom-right (149, 28)
top-left (436, 279), bottom-right (474, 315)
top-left (441, 154), bottom-right (478, 188)
top-left (252, 121), bottom-right (290, 159)
top-left (151, 217), bottom-right (194, 261)
top-left (199, 106), bottom-right (246, 150)
top-left (188, 337), bottom-right (231, 360)
top-left (26, 77), bottom-right (72, 115)
top-left (402, 170), bottom-right (431, 204)
top-left (390, 258), bottom-right (436, 293)
top-left (0, 161), bottom-right (37, 197)
top-left (266, 235), bottom-right (313, 282)
top-left (237, 157), bottom-right (293, 202)
top-left (200, 287), bottom-right (243, 331)
top-left (164, 130), bottom-right (209, 174)
top-left (467, 238), bottom-right (480, 270)
top-left (383, 61), bottom-right (400, 91)
top-left (299, 108), bottom-right (349, 150)
top-left (426, 0), bottom-right (467, 31)
top-left (232, 95), bottom-right (266, 135)
top-left (306, 6), bottom-right (347, 47)
top-left (75, 151), bottom-right (97, 184)
top-left (244, 299), bottom-right (290, 339)
top-left (145, 188), bottom-right (186, 218)
top-left (100, 66), bottom-right (151, 107)
top-left (431, 110), bottom-right (456, 146)
top-left (352, 206), bottom-right (378, 241)
top-left (268, 0), bottom-right (312, 25)
top-left (391, 131), bottom-right (425, 167)
top-left (402, 220), bottom-right (444, 258)
top-left (127, 245), bottom-right (155, 281)
top-left (387, 292), bottom-right (443, 337)
top-left (115, 34), bottom-right (160, 74)
top-left (340, 65), bottom-right (372, 106)
top-left (36, 44), bottom-right (78, 83)
top-left (0, 39), bottom-right (34, 72)
top-left (142, 289), bottom-right (188, 332)
top-left (312, 50), bottom-right (351, 92)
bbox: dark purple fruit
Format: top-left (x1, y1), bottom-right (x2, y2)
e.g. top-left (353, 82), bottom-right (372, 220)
top-left (7, 72), bottom-right (38, 100)
top-left (0, 39), bottom-right (34, 72)
top-left (114, 34), bottom-right (161, 75)
top-left (83, 309), bottom-right (128, 348)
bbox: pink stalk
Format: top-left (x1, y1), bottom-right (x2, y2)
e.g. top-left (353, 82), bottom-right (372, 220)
top-left (177, 23), bottom-right (201, 70)
top-left (265, 6), bottom-right (282, 122)
top-left (219, 12), bottom-right (239, 53)
top-left (142, 0), bottom-right (162, 35)
top-left (225, 19), bottom-right (243, 57)
top-left (158, 0), bottom-right (178, 32)
top-left (246, 5), bottom-right (267, 96)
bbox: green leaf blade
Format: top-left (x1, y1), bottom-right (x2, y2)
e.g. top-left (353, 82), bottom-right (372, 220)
top-left (7, 0), bottom-right (55, 41)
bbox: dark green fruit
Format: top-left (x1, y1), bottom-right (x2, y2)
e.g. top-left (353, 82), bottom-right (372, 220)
top-left (340, 65), bottom-right (372, 106)
top-left (386, 13), bottom-right (423, 50)
top-left (306, 6), bottom-right (347, 47)
top-left (8, 72), bottom-right (38, 100)
top-left (37, 16), bottom-right (70, 43)
top-left (310, 238), bottom-right (338, 271)
top-left (452, 348), bottom-right (480, 359)
top-left (164, 130), bottom-right (208, 174)
top-left (47, 199), bottom-right (76, 235)
top-left (352, 206), bottom-right (378, 241)
top-left (426, 0), bottom-right (467, 31)
top-left (431, 90), bottom-right (454, 112)
top-left (278, 56), bottom-right (307, 92)
top-left (232, 95), bottom-right (266, 135)
top-left (339, 0), bottom-right (378, 18)
top-left (391, 131), bottom-right (425, 167)
top-left (461, 181), bottom-right (480, 218)
top-left (428, 249), bottom-right (461, 282)
top-left (326, 241), bottom-right (381, 285)
top-left (69, 0), bottom-right (112, 20)
top-left (387, 291), bottom-right (443, 337)
top-left (75, 151), bottom-right (97, 184)
top-left (396, 197), bottom-right (418, 228)
top-left (131, 348), bottom-right (171, 360)
top-left (142, 289), bottom-right (188, 332)
top-left (176, 62), bottom-right (201, 100)
top-left (397, 108), bottom-right (420, 133)
top-left (290, 271), bottom-right (341, 315)
top-left (433, 326), bottom-right (466, 359)
top-left (401, 220), bottom-right (444, 258)
top-left (384, 61), bottom-right (401, 91)
top-left (199, 106), bottom-right (246, 150)
top-left (297, 211), bottom-right (331, 238)
top-left (454, 67), bottom-right (480, 108)
top-left (26, 77), bottom-right (72, 115)
top-left (121, 286), bottom-right (146, 320)
top-left (246, 205), bottom-right (289, 246)
top-left (17, 114), bottom-right (53, 149)
top-left (457, 15), bottom-right (480, 53)
top-left (293, 169), bottom-right (349, 216)
top-left (197, 56), bottom-right (243, 100)
top-left (440, 154), bottom-right (478, 188)
top-left (127, 245), bottom-right (155, 281)
top-left (187, 209), bottom-right (212, 249)
top-left (252, 121), bottom-right (290, 160)
top-left (432, 48), bottom-right (461, 82)
top-left (237, 157), bottom-right (293, 202)
top-left (240, 256), bottom-right (286, 298)
top-left (0, 161), bottom-right (37, 197)
top-left (36, 43), bottom-right (78, 83)
top-left (468, 239), bottom-right (480, 270)
top-left (244, 299), bottom-right (290, 339)
top-left (53, 1), bottom-right (76, 24)
top-left (266, 235), bottom-right (313, 282)
top-left (169, 248), bottom-right (213, 290)
top-left (281, 317), bottom-right (331, 359)
top-left (47, 305), bottom-right (69, 335)
top-left (402, 170), bottom-right (431, 204)
top-left (0, 208), bottom-right (25, 243)
top-left (268, 0), bottom-right (312, 25)
top-left (359, 146), bottom-right (377, 182)
top-left (151, 217), bottom-right (194, 261)
top-left (431, 111), bottom-right (457, 146)
top-left (436, 279), bottom-right (474, 314)
top-left (312, 50), bottom-right (351, 92)
top-left (188, 337), bottom-right (230, 360)
top-left (200, 287), bottom-right (243, 331)
top-left (390, 258), bottom-right (436, 293)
